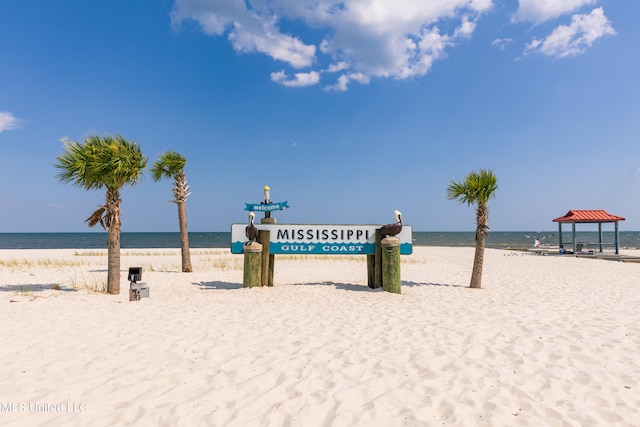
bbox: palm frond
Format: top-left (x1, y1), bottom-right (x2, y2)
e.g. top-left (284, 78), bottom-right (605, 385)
top-left (446, 168), bottom-right (498, 206)
top-left (150, 150), bottom-right (186, 182)
top-left (86, 206), bottom-right (108, 229)
top-left (55, 134), bottom-right (147, 191)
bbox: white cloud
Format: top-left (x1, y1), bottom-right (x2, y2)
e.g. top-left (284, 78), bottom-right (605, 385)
top-left (171, 0), bottom-right (493, 89)
top-left (514, 0), bottom-right (596, 23)
top-left (491, 37), bottom-right (514, 50)
top-left (454, 15), bottom-right (477, 38)
top-left (270, 70), bottom-right (321, 87)
top-left (170, 0), bottom-right (247, 35)
top-left (171, 0), bottom-right (316, 68)
top-left (0, 111), bottom-right (22, 133)
top-left (524, 8), bottom-right (615, 58)
top-left (324, 72), bottom-right (370, 92)
top-left (326, 62), bottom-right (349, 73)
top-left (229, 20), bottom-right (316, 68)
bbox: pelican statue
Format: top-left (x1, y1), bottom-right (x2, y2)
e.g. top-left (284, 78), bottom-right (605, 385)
top-left (379, 210), bottom-right (403, 238)
top-left (263, 185), bottom-right (271, 204)
top-left (263, 185), bottom-right (272, 218)
top-left (245, 211), bottom-right (258, 244)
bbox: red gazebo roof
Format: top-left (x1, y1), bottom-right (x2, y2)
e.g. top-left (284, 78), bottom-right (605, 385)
top-left (552, 209), bottom-right (625, 223)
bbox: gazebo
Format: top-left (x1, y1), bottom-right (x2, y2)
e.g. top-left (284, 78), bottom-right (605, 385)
top-left (552, 210), bottom-right (625, 255)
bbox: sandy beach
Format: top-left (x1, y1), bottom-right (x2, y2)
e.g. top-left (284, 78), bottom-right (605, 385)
top-left (1, 247), bottom-right (639, 426)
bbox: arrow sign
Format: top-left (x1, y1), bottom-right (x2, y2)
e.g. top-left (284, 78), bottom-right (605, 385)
top-left (244, 201), bottom-right (290, 212)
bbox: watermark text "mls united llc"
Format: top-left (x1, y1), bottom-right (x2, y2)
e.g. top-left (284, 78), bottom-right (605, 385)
top-left (1, 402), bottom-right (87, 413)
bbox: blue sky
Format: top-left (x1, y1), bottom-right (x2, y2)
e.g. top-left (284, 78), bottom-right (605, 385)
top-left (1, 0), bottom-right (638, 232)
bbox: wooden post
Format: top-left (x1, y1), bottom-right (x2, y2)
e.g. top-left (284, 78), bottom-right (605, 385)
top-left (373, 230), bottom-right (383, 288)
top-left (367, 254), bottom-right (375, 288)
top-left (260, 217), bottom-right (276, 287)
top-left (381, 236), bottom-right (401, 294)
top-left (267, 251), bottom-right (274, 287)
top-left (257, 229), bottom-right (270, 287)
top-left (129, 287), bottom-right (138, 301)
top-left (243, 242), bottom-right (262, 288)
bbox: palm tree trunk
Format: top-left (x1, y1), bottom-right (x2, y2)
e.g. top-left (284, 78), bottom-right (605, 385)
top-left (106, 189), bottom-right (122, 294)
top-left (470, 231), bottom-right (486, 288)
top-left (470, 203), bottom-right (489, 289)
top-left (177, 201), bottom-right (192, 272)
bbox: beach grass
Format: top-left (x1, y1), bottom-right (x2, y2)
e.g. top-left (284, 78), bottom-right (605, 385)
top-left (1, 249), bottom-right (428, 273)
top-left (70, 270), bottom-right (107, 293)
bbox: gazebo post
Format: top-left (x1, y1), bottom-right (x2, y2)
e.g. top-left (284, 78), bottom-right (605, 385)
top-left (598, 223), bottom-right (603, 253)
top-left (615, 221), bottom-right (620, 254)
top-left (558, 222), bottom-right (563, 249)
top-left (572, 222), bottom-right (577, 253)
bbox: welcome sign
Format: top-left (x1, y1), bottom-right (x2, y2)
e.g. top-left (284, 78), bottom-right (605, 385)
top-left (231, 224), bottom-right (412, 255)
top-left (244, 201), bottom-right (290, 212)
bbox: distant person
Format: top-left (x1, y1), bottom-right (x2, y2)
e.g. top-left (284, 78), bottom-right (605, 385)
top-left (534, 238), bottom-right (540, 248)
top-left (559, 245), bottom-right (573, 254)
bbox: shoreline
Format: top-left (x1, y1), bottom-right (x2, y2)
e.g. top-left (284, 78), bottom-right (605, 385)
top-left (1, 247), bottom-right (639, 426)
top-left (2, 231), bottom-right (640, 251)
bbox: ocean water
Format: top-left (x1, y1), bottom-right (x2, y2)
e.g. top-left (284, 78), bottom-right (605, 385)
top-left (1, 231), bottom-right (639, 250)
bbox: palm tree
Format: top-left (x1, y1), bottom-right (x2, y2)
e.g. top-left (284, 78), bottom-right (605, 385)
top-left (446, 169), bottom-right (498, 289)
top-left (55, 134), bottom-right (147, 294)
top-left (150, 151), bottom-right (193, 272)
